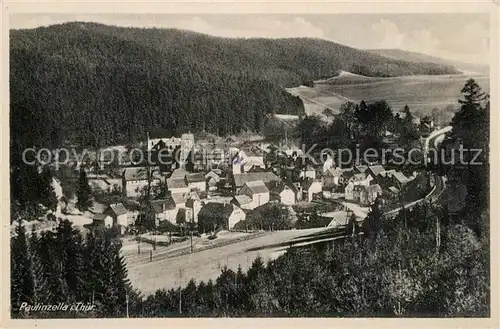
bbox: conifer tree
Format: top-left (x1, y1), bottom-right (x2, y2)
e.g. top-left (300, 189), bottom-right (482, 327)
top-left (76, 167), bottom-right (92, 212)
top-left (27, 228), bottom-right (52, 305)
top-left (11, 220), bottom-right (34, 317)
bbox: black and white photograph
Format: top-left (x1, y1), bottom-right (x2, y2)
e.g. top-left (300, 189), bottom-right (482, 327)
top-left (4, 2), bottom-right (496, 323)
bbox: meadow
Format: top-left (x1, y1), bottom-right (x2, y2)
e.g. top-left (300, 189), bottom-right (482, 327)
top-left (287, 71), bottom-right (490, 117)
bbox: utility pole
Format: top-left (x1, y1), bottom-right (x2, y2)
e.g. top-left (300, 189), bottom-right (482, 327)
top-left (179, 268), bottom-right (183, 314)
top-left (126, 292), bottom-right (129, 318)
top-left (190, 230), bottom-right (193, 254)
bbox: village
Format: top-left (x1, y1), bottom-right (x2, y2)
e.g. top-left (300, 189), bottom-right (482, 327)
top-left (42, 123), bottom-right (436, 249)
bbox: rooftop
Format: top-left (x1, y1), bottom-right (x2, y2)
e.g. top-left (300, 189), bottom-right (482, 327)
top-left (105, 203), bottom-right (128, 216)
top-left (243, 180), bottom-right (269, 195)
top-left (233, 171), bottom-right (282, 188)
top-left (233, 195), bottom-right (253, 206)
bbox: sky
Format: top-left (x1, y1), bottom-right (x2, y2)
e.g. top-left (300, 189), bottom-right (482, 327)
top-left (10, 13), bottom-right (490, 65)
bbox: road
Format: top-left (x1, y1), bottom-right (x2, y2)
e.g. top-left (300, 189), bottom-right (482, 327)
top-left (126, 227), bottom-right (331, 295)
top-left (424, 126), bottom-right (452, 166)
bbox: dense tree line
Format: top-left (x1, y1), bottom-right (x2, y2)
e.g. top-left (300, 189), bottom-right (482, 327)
top-left (10, 22), bottom-right (458, 150)
top-left (436, 79), bottom-right (489, 236)
top-left (11, 203), bottom-right (489, 318)
top-left (296, 99), bottom-right (422, 165)
top-left (11, 219), bottom-right (140, 318)
top-left (136, 203), bottom-right (489, 317)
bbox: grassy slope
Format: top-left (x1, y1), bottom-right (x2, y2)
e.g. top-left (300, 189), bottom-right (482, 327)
top-left (365, 48), bottom-right (489, 75)
top-left (314, 74), bottom-right (490, 114)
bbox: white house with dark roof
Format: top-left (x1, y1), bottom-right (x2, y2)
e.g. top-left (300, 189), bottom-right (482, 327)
top-left (231, 195), bottom-right (254, 210)
top-left (122, 166), bottom-right (160, 198)
top-left (167, 177), bottom-right (189, 195)
top-left (198, 202), bottom-right (246, 231)
top-left (302, 179), bottom-right (323, 202)
top-left (185, 173), bottom-right (206, 192)
top-left (103, 203), bottom-right (130, 228)
top-left (150, 198), bottom-right (178, 224)
top-left (366, 165), bottom-right (386, 178)
top-left (233, 171), bottom-right (282, 192)
top-left (238, 180), bottom-right (270, 209)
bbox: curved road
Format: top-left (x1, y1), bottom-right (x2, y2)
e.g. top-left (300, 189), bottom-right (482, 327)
top-left (424, 126), bottom-right (452, 166)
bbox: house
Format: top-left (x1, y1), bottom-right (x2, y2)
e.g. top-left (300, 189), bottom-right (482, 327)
top-left (103, 203), bottom-right (130, 228)
top-left (277, 184), bottom-right (297, 205)
top-left (323, 167), bottom-right (343, 188)
top-left (231, 195), bottom-right (254, 210)
top-left (293, 182), bottom-right (303, 202)
top-left (345, 182), bottom-right (355, 200)
top-left (122, 199), bottom-right (140, 225)
top-left (205, 170), bottom-right (221, 191)
top-left (349, 173), bottom-right (374, 187)
top-left (299, 165), bottom-right (317, 180)
top-left (147, 129), bottom-right (194, 165)
top-left (359, 184), bottom-right (383, 205)
top-left (353, 185), bottom-right (365, 201)
top-left (233, 172), bottom-right (282, 192)
top-left (236, 148), bottom-right (265, 173)
top-left (192, 144), bottom-right (228, 171)
top-left (366, 165), bottom-right (386, 178)
top-left (354, 165), bottom-right (368, 174)
top-left (185, 173), bottom-right (206, 192)
top-left (92, 213), bottom-right (113, 229)
top-left (239, 180), bottom-right (270, 209)
top-left (122, 166), bottom-right (160, 198)
top-left (167, 177), bottom-right (189, 195)
top-left (171, 192), bottom-right (188, 209)
top-left (185, 191), bottom-right (202, 223)
top-left (150, 198), bottom-right (178, 224)
top-left (198, 202), bottom-right (247, 231)
top-left (302, 179), bottom-right (323, 202)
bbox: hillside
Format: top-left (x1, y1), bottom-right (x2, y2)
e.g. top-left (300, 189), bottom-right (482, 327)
top-left (365, 48), bottom-right (489, 75)
top-left (10, 22), bottom-right (460, 149)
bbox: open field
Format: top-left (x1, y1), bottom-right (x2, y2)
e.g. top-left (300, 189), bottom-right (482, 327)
top-left (125, 227), bottom-right (330, 296)
top-left (286, 71), bottom-right (490, 117)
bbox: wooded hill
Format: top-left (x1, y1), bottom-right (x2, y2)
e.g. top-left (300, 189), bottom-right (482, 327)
top-left (10, 22), bottom-right (459, 148)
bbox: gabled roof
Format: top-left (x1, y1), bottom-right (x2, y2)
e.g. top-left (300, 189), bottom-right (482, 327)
top-left (171, 192), bottom-right (188, 205)
top-left (242, 180), bottom-right (269, 195)
top-left (205, 170), bottom-right (221, 181)
top-left (232, 195), bottom-right (253, 206)
top-left (354, 165), bottom-right (368, 173)
top-left (185, 173), bottom-right (205, 183)
top-left (233, 172), bottom-right (282, 188)
top-left (150, 198), bottom-right (177, 213)
top-left (392, 171), bottom-right (409, 184)
top-left (353, 173), bottom-right (367, 181)
top-left (105, 203), bottom-right (128, 216)
top-left (367, 165), bottom-right (386, 176)
top-left (379, 169), bottom-right (396, 178)
top-left (167, 178), bottom-right (188, 189)
top-left (198, 202), bottom-right (239, 219)
top-left (365, 184), bottom-right (383, 194)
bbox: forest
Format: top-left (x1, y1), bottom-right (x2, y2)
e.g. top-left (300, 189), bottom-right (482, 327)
top-left (10, 22), bottom-right (459, 149)
top-left (10, 79), bottom-right (491, 318)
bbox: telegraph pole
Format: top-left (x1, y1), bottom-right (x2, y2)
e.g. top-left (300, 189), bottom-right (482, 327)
top-left (179, 268), bottom-right (183, 314)
top-left (126, 292), bottom-right (129, 318)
